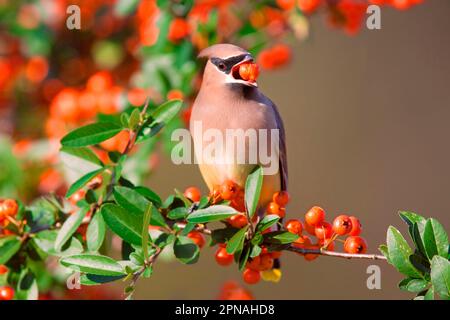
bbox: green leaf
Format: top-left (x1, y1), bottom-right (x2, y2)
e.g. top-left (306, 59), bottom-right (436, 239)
top-left (378, 244), bottom-right (392, 264)
top-left (168, 207), bottom-right (188, 220)
top-left (245, 166), bottom-right (263, 217)
top-left (187, 205), bottom-right (237, 223)
top-left (80, 274), bottom-right (125, 286)
top-left (87, 213), bottom-right (106, 252)
top-left (113, 186), bottom-right (166, 227)
top-left (16, 270), bottom-right (38, 300)
top-left (430, 256), bottom-right (450, 300)
top-left (60, 146), bottom-right (104, 167)
top-left (411, 222), bottom-right (427, 258)
top-left (60, 254), bottom-right (126, 276)
top-left (55, 207), bottom-right (88, 252)
top-left (424, 286), bottom-right (435, 300)
top-left (386, 226), bottom-right (423, 278)
top-left (250, 245), bottom-right (262, 258)
top-left (263, 231), bottom-right (299, 244)
top-left (134, 186), bottom-right (162, 206)
top-left (226, 226), bottom-right (248, 255)
top-left (142, 204), bottom-right (152, 262)
top-left (256, 214), bottom-right (280, 232)
top-left (173, 236), bottom-right (199, 264)
top-left (399, 211), bottom-right (426, 227)
top-left (66, 168), bottom-right (104, 198)
top-left (150, 100), bottom-right (182, 126)
top-left (179, 222), bottom-right (196, 236)
top-left (398, 278), bottom-right (429, 293)
top-left (0, 236), bottom-right (21, 264)
top-left (210, 227), bottom-right (239, 246)
top-left (423, 218), bottom-right (448, 260)
top-left (101, 203), bottom-right (143, 245)
top-left (128, 108), bottom-right (141, 129)
top-left (33, 230), bottom-right (83, 257)
top-left (238, 246), bottom-right (251, 271)
top-left (61, 122), bottom-right (123, 147)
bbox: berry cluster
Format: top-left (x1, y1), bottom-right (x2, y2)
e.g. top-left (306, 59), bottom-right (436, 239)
top-left (0, 199), bottom-right (19, 236)
top-left (291, 206), bottom-right (366, 260)
top-left (0, 265), bottom-right (13, 300)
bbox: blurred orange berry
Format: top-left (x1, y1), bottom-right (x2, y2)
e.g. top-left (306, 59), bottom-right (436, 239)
top-left (297, 0), bottom-right (322, 14)
top-left (168, 18), bottom-right (190, 42)
top-left (100, 130), bottom-right (130, 153)
top-left (25, 56), bottom-right (48, 83)
top-left (258, 44), bottom-right (291, 70)
top-left (127, 88), bottom-right (147, 107)
top-left (50, 88), bottom-right (80, 122)
top-left (87, 71), bottom-right (113, 92)
top-left (277, 0), bottom-right (296, 10)
top-left (167, 89), bottom-right (184, 101)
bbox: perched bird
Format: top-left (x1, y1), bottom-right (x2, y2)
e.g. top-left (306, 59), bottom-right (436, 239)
top-left (190, 44), bottom-right (288, 210)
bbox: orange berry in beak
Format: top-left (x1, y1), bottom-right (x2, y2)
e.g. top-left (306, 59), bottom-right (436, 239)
top-left (238, 63), bottom-right (259, 83)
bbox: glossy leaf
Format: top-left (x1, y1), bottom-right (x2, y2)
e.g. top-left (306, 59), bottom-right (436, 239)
top-left (430, 256), bottom-right (450, 300)
top-left (245, 166), bottom-right (263, 217)
top-left (54, 207), bottom-right (88, 252)
top-left (61, 122), bottom-right (123, 147)
top-left (187, 205), bottom-right (237, 223)
top-left (87, 213), bottom-right (106, 252)
top-left (423, 218), bottom-right (448, 260)
top-left (66, 168), bottom-right (104, 198)
top-left (173, 236), bottom-right (199, 264)
top-left (61, 254), bottom-right (126, 276)
top-left (101, 203), bottom-right (143, 246)
top-left (0, 236), bottom-right (21, 264)
top-left (226, 226), bottom-right (248, 255)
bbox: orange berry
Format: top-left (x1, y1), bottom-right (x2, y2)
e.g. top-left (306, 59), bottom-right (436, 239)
top-left (187, 231), bottom-right (205, 249)
top-left (49, 88), bottom-right (79, 122)
top-left (304, 245), bottom-right (320, 261)
top-left (305, 206), bottom-right (325, 226)
top-left (25, 56), bottom-right (48, 83)
top-left (276, 0), bottom-right (296, 10)
top-left (87, 71), bottom-right (113, 92)
top-left (215, 247), bottom-right (234, 266)
top-left (127, 88), bottom-right (147, 107)
top-left (228, 214), bottom-right (248, 228)
top-left (0, 265), bottom-right (8, 275)
top-left (100, 130), bottom-right (130, 153)
top-left (292, 235), bottom-right (312, 248)
top-left (220, 180), bottom-right (239, 200)
top-left (314, 222), bottom-right (333, 240)
top-left (267, 202), bottom-right (285, 218)
top-left (0, 199), bottom-right (18, 217)
top-left (168, 18), bottom-right (190, 42)
top-left (238, 63), bottom-right (259, 82)
top-left (273, 191), bottom-right (290, 207)
top-left (246, 256), bottom-right (261, 271)
top-left (332, 215), bottom-right (353, 235)
top-left (348, 216), bottom-right (362, 236)
top-left (259, 254), bottom-right (274, 271)
top-left (243, 268), bottom-right (261, 284)
top-left (167, 89), bottom-right (184, 101)
top-left (87, 175), bottom-right (103, 190)
top-left (0, 286), bottom-right (14, 300)
top-left (304, 221), bottom-right (316, 235)
top-left (285, 219), bottom-right (303, 235)
top-left (297, 0), bottom-right (322, 14)
top-left (344, 236), bottom-right (367, 254)
top-left (184, 187), bottom-right (201, 202)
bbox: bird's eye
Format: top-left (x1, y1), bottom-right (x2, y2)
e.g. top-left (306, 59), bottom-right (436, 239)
top-left (218, 63), bottom-right (226, 71)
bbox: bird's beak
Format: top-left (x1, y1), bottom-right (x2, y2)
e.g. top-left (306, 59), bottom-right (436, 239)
top-left (228, 56), bottom-right (258, 87)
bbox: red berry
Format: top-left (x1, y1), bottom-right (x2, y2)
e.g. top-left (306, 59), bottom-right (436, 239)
top-left (215, 247), bottom-right (234, 266)
top-left (0, 265), bottom-right (8, 275)
top-left (314, 222), bottom-right (333, 240)
top-left (285, 219), bottom-right (303, 235)
top-left (267, 202), bottom-right (285, 218)
top-left (259, 254), bottom-right (274, 271)
top-left (332, 215), bottom-right (353, 235)
top-left (304, 221), bottom-right (316, 236)
top-left (243, 268), bottom-right (261, 284)
top-left (0, 199), bottom-right (18, 217)
top-left (0, 286), bottom-right (14, 300)
top-left (305, 206), bottom-right (325, 226)
top-left (187, 231), bottom-right (205, 249)
top-left (246, 256), bottom-right (261, 271)
top-left (270, 251), bottom-right (282, 259)
top-left (184, 187), bottom-right (201, 202)
top-left (348, 216), bottom-right (362, 236)
top-left (220, 180), bottom-right (239, 200)
top-left (273, 191), bottom-right (290, 207)
top-left (344, 236), bottom-right (367, 254)
top-left (238, 63), bottom-right (259, 82)
top-left (228, 214), bottom-right (248, 228)
top-left (69, 190), bottom-right (86, 205)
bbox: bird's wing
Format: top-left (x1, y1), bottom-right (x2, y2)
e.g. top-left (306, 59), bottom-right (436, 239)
top-left (266, 98), bottom-right (288, 191)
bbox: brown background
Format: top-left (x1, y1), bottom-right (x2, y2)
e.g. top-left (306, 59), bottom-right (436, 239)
top-left (134, 1), bottom-right (450, 299)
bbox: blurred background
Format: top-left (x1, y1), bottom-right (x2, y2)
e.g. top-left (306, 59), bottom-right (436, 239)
top-left (0, 0), bottom-right (448, 299)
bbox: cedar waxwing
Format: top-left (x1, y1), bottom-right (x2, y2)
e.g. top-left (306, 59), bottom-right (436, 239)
top-left (190, 44), bottom-right (288, 211)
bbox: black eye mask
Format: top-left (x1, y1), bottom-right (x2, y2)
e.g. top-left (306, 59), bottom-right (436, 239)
top-left (210, 54), bottom-right (249, 74)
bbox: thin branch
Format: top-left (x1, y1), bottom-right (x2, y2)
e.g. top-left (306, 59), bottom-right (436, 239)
top-left (287, 245), bottom-right (387, 261)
